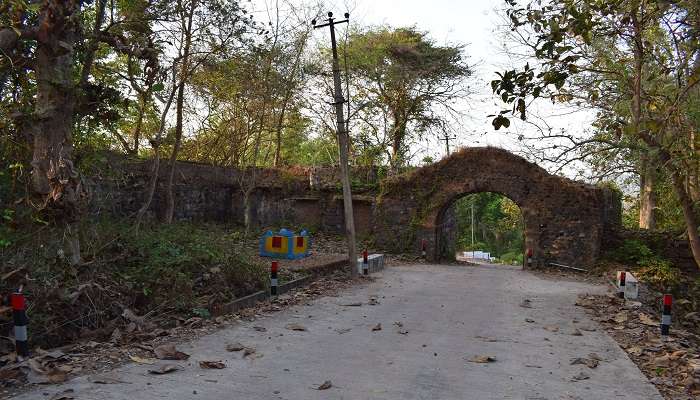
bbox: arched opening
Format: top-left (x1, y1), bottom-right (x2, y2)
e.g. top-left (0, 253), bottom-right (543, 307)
top-left (436, 192), bottom-right (525, 266)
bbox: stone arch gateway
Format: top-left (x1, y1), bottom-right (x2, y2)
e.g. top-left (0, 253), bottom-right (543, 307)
top-left (373, 147), bottom-right (621, 268)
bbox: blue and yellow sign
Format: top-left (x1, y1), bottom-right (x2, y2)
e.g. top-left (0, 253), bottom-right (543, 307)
top-left (260, 229), bottom-right (310, 259)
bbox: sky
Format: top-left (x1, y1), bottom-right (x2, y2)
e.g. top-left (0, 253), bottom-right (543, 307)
top-left (251, 0), bottom-right (596, 177)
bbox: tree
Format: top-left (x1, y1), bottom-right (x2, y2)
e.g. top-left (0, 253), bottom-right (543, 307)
top-left (313, 26), bottom-right (472, 169)
top-left (175, 0), bottom-right (314, 232)
top-left (492, 0), bottom-right (700, 269)
top-left (454, 193), bottom-right (523, 258)
top-left (0, 0), bottom-right (158, 263)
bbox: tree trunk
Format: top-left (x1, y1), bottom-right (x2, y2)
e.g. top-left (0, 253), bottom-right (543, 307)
top-left (638, 156), bottom-right (656, 229)
top-left (163, 76), bottom-right (186, 224)
top-left (163, 0), bottom-right (196, 224)
top-left (131, 92), bottom-right (147, 155)
top-left (273, 101), bottom-right (287, 167)
top-left (134, 78), bottom-right (178, 230)
top-left (30, 3), bottom-right (86, 265)
top-left (243, 187), bottom-right (254, 235)
top-left (389, 119), bottom-right (407, 171)
top-left (670, 169), bottom-right (700, 270)
top-left (639, 131), bottom-right (700, 270)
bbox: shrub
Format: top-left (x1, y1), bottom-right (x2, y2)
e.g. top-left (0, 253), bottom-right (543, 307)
top-left (637, 257), bottom-right (681, 288)
top-left (606, 239), bottom-right (654, 264)
top-left (500, 251), bottom-right (523, 265)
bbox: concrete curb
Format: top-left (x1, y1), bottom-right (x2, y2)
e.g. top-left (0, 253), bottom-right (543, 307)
top-left (211, 258), bottom-right (351, 316)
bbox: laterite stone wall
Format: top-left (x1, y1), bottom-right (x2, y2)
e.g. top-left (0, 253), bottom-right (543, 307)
top-left (373, 147), bottom-right (621, 268)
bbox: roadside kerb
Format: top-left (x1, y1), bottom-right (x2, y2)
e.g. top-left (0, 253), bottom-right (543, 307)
top-left (212, 258), bottom-right (355, 316)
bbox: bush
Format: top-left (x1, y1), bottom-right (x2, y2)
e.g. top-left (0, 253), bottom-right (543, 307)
top-left (0, 218), bottom-right (266, 348)
top-left (606, 239), bottom-right (654, 265)
top-left (604, 238), bottom-right (682, 289)
top-left (116, 222), bottom-right (266, 308)
top-left (500, 251), bottom-right (523, 265)
top-left (637, 257), bottom-right (681, 288)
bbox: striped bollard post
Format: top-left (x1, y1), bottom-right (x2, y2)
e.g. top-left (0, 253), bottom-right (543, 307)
top-left (270, 261), bottom-right (278, 296)
top-left (362, 250), bottom-right (369, 275)
top-left (526, 248), bottom-right (533, 268)
top-left (661, 294), bottom-right (672, 337)
top-left (11, 290), bottom-right (29, 357)
top-left (618, 271), bottom-right (626, 299)
top-left (421, 240), bottom-right (427, 259)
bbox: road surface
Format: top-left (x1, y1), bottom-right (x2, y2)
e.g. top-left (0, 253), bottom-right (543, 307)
top-left (14, 264), bottom-right (662, 400)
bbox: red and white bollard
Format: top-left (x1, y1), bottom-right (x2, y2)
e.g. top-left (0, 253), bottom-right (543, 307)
top-left (526, 248), bottom-right (533, 268)
top-left (617, 271), bottom-right (626, 299)
top-left (362, 250), bottom-right (369, 275)
top-left (661, 294), bottom-right (672, 337)
top-left (421, 240), bottom-right (427, 258)
top-left (270, 261), bottom-right (279, 296)
top-left (11, 289), bottom-right (29, 357)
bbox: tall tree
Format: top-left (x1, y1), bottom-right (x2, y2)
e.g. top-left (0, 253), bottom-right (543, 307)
top-left (492, 0), bottom-right (700, 268)
top-left (316, 27), bottom-right (471, 169)
top-left (0, 1), bottom-right (158, 263)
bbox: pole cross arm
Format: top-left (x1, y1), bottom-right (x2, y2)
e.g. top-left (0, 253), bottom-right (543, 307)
top-left (313, 19), bottom-right (348, 29)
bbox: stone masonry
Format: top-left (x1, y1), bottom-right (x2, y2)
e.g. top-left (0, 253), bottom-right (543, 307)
top-left (93, 148), bottom-right (621, 269)
top-left (373, 147), bottom-right (621, 268)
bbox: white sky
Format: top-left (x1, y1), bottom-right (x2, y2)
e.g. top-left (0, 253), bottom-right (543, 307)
top-left (251, 0), bottom-right (596, 177)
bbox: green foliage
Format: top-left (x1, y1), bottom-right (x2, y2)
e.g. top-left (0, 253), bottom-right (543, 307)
top-left (606, 239), bottom-right (654, 265)
top-left (338, 26), bottom-right (471, 168)
top-left (453, 192), bottom-right (523, 258)
top-left (606, 238), bottom-right (681, 288)
top-left (0, 218), bottom-right (266, 347)
top-left (637, 258), bottom-right (681, 288)
top-left (493, 0), bottom-right (700, 259)
top-left (116, 222), bottom-right (266, 307)
top-left (500, 251), bottom-right (524, 265)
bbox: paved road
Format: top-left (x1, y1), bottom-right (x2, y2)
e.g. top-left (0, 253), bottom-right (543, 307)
top-left (15, 264), bottom-right (662, 400)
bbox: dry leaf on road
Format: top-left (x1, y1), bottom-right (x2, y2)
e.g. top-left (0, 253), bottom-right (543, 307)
top-left (154, 344), bottom-right (190, 360)
top-left (243, 347), bottom-right (257, 358)
top-left (286, 323), bottom-right (307, 331)
top-left (613, 312), bottom-right (628, 324)
top-left (570, 357), bottom-right (599, 369)
top-left (148, 365), bottom-right (180, 375)
top-left (226, 342), bottom-right (245, 352)
top-left (638, 313), bottom-right (658, 326)
top-left (468, 355), bottom-right (497, 363)
top-left (199, 360), bottom-right (226, 369)
top-left (129, 355), bottom-right (156, 364)
top-left (316, 380), bottom-right (333, 390)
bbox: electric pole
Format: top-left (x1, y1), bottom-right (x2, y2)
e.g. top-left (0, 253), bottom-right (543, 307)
top-left (438, 132), bottom-right (457, 156)
top-left (313, 12), bottom-right (358, 277)
top-left (471, 201), bottom-right (475, 247)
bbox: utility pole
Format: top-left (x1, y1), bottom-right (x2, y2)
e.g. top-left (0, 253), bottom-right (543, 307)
top-left (313, 12), bottom-right (358, 277)
top-left (438, 132), bottom-right (457, 156)
top-left (471, 201), bottom-right (475, 246)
